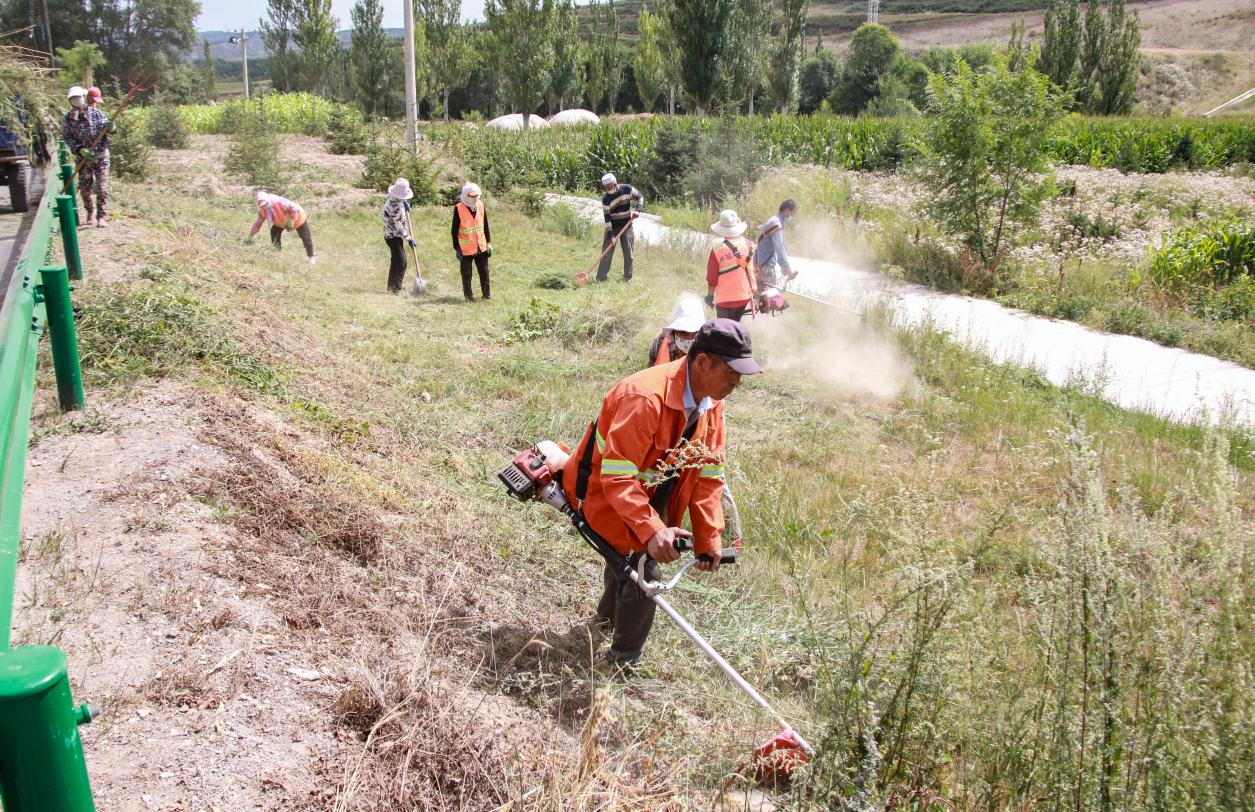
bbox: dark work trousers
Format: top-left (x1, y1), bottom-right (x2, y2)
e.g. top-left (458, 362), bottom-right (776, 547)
top-left (596, 555), bottom-right (661, 664)
top-left (271, 223), bottom-right (315, 258)
top-left (385, 236), bottom-right (407, 292)
top-left (459, 251), bottom-right (491, 300)
top-left (716, 303), bottom-right (749, 322)
top-left (596, 222), bottom-right (635, 281)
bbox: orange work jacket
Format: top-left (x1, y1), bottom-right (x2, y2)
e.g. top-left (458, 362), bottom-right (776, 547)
top-left (455, 201), bottom-right (488, 254)
top-left (562, 359), bottom-right (726, 558)
top-left (654, 334), bottom-right (674, 366)
top-left (711, 236), bottom-right (756, 305)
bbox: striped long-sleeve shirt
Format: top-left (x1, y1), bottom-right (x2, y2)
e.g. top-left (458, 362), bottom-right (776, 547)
top-left (601, 183), bottom-right (644, 225)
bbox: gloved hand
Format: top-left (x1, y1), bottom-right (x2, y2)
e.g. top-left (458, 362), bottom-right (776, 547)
top-left (407, 238), bottom-right (416, 249)
top-left (455, 247), bottom-right (463, 261)
top-left (77, 147), bottom-right (93, 160)
top-left (704, 292), bottom-right (715, 308)
top-left (403, 201), bottom-right (411, 211)
top-left (485, 244), bottom-right (493, 258)
top-left (104, 121), bottom-right (117, 133)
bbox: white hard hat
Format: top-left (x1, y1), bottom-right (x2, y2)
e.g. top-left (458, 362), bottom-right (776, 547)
top-left (601, 173), bottom-right (617, 187)
top-left (666, 294), bottom-right (706, 333)
top-left (67, 85), bottom-right (87, 99)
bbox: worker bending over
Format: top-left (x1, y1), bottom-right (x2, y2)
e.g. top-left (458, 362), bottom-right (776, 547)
top-left (755, 199), bottom-right (798, 289)
top-left (647, 295), bottom-right (705, 367)
top-left (563, 319), bottom-right (762, 667)
top-left (452, 182), bottom-right (492, 301)
top-left (249, 191), bottom-right (316, 264)
top-left (597, 173), bottom-right (644, 282)
top-left (705, 210), bottom-right (757, 322)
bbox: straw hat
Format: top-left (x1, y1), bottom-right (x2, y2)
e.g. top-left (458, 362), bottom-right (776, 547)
top-left (710, 209), bottom-right (747, 238)
top-left (388, 178), bottom-right (413, 200)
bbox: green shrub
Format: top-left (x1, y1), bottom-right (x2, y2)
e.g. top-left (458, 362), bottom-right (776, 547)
top-left (108, 122), bottom-right (152, 179)
top-left (327, 105), bottom-right (369, 155)
top-left (224, 99), bottom-right (289, 192)
top-left (881, 231), bottom-right (964, 291)
top-left (637, 122), bottom-right (699, 202)
top-left (684, 127), bottom-right (766, 209)
top-left (145, 100), bottom-right (189, 149)
top-left (358, 133), bottom-right (438, 204)
top-left (1147, 218), bottom-right (1255, 292)
top-left (1199, 276), bottom-right (1255, 322)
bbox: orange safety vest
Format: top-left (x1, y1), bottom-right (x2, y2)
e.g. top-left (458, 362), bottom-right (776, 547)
top-left (654, 334), bottom-right (673, 366)
top-left (455, 201), bottom-right (488, 255)
top-left (712, 237), bottom-right (756, 305)
top-left (264, 198), bottom-right (306, 230)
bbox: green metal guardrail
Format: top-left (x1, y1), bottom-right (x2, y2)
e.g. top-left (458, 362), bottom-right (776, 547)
top-left (0, 142), bottom-right (96, 811)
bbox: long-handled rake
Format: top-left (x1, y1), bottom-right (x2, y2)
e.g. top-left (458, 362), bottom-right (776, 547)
top-left (405, 208), bottom-right (427, 296)
top-left (64, 63), bottom-right (158, 191)
top-left (577, 214), bottom-right (636, 284)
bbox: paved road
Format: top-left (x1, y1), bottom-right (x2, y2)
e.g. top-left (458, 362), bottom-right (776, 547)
top-left (550, 194), bottom-right (1255, 429)
top-left (0, 167), bottom-right (44, 308)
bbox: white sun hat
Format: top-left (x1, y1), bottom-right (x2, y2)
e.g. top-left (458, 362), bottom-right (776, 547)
top-left (711, 209), bottom-right (747, 238)
top-left (67, 85), bottom-right (87, 100)
top-left (388, 178), bottom-right (413, 200)
top-left (601, 172), bottom-right (617, 187)
top-left (667, 294), bottom-right (706, 333)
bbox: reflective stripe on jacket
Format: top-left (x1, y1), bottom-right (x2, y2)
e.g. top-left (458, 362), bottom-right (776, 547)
top-left (561, 359), bottom-right (726, 558)
top-left (455, 201), bottom-right (488, 254)
top-left (711, 236), bottom-right (756, 305)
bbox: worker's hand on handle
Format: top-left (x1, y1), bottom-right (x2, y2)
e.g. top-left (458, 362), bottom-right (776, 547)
top-left (694, 552), bottom-right (721, 572)
top-left (646, 527), bottom-right (692, 564)
top-left (407, 238), bottom-right (416, 249)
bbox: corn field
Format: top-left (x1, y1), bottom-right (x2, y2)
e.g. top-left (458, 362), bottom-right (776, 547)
top-left (129, 93), bottom-right (341, 137)
top-left (425, 114), bottom-right (1255, 194)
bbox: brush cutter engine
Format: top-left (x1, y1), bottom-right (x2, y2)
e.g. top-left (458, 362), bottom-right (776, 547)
top-left (498, 442), bottom-right (571, 512)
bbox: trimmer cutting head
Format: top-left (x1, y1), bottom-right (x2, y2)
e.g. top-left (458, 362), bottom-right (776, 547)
top-left (751, 727), bottom-right (811, 785)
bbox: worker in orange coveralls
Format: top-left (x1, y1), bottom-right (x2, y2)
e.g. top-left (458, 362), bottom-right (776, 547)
top-left (562, 319), bottom-right (762, 667)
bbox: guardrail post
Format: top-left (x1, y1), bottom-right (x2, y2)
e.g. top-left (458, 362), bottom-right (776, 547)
top-left (55, 196), bottom-right (84, 281)
top-left (0, 645), bottom-right (97, 812)
top-left (58, 161), bottom-right (76, 209)
top-left (37, 264), bottom-right (85, 412)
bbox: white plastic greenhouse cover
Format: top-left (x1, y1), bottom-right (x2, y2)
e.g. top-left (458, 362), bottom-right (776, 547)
top-left (548, 109), bottom-right (600, 126)
top-left (485, 113), bottom-right (550, 130)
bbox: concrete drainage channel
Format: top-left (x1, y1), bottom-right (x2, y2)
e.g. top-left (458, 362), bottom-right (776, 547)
top-left (546, 194), bottom-right (1254, 429)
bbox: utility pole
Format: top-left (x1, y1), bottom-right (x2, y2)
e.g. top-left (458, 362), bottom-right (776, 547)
top-left (36, 0), bottom-right (52, 63)
top-left (229, 30), bottom-right (250, 98)
top-left (867, 0), bottom-right (879, 24)
top-left (403, 0), bottom-right (418, 155)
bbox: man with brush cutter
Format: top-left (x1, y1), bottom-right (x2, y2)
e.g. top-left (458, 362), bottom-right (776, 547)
top-left (564, 319), bottom-right (761, 668)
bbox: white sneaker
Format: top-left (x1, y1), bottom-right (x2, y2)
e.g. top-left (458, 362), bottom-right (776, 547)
top-left (308, 256), bottom-right (317, 266)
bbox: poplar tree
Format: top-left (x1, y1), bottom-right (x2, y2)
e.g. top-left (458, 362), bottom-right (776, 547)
top-left (767, 0), bottom-right (810, 114)
top-left (485, 0), bottom-right (556, 128)
top-left (419, 0), bottom-right (473, 122)
top-left (1040, 0), bottom-right (1080, 92)
top-left (349, 0), bottom-right (392, 116)
top-left (633, 7), bottom-right (668, 113)
top-left (663, 0), bottom-right (736, 115)
top-left (724, 0), bottom-right (771, 114)
top-left (293, 0), bottom-right (340, 94)
top-left (590, 0), bottom-right (624, 113)
top-left (260, 0), bottom-right (298, 92)
top-left (548, 0), bottom-right (584, 112)
top-left (198, 40), bottom-right (216, 101)
top-left (1094, 0), bottom-right (1140, 115)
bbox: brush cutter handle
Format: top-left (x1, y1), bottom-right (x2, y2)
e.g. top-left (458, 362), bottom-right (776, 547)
top-left (697, 551), bottom-right (737, 565)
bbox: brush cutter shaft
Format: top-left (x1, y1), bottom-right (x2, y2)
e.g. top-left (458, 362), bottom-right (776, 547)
top-left (645, 587), bottom-right (815, 757)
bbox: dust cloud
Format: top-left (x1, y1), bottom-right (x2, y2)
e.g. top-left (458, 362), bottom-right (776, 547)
top-left (750, 306), bottom-right (913, 402)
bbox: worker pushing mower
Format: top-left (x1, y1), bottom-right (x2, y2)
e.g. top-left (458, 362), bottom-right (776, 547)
top-left (499, 319), bottom-right (814, 772)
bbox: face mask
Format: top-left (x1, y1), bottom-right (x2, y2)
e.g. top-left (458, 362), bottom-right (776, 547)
top-left (782, 214), bottom-right (794, 224)
top-left (70, 98), bottom-right (86, 108)
top-left (673, 336), bottom-right (694, 354)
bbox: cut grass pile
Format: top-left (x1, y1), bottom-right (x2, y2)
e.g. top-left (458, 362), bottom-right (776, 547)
top-left (51, 134), bottom-right (1255, 809)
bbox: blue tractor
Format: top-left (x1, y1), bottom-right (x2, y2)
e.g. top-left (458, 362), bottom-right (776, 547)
top-left (0, 117), bottom-right (31, 213)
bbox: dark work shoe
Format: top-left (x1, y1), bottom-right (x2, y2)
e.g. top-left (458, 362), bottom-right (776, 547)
top-left (465, 295), bottom-right (474, 302)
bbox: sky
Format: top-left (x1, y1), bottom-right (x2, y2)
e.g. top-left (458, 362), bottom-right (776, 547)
top-left (196, 0), bottom-right (486, 32)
